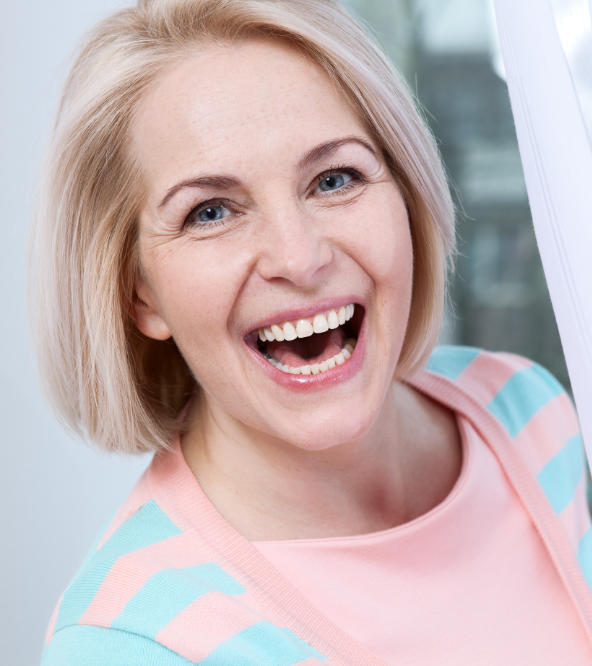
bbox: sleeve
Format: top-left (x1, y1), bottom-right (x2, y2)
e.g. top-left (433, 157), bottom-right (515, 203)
top-left (489, 353), bottom-right (589, 505)
top-left (41, 625), bottom-right (193, 666)
top-left (426, 346), bottom-right (592, 585)
top-left (493, 353), bottom-right (592, 587)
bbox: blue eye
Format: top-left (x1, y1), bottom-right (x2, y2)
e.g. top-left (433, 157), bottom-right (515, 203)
top-left (318, 172), bottom-right (352, 192)
top-left (184, 200), bottom-right (233, 229)
top-left (197, 204), bottom-right (228, 223)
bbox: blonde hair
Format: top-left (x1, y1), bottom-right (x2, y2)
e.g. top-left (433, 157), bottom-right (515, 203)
top-left (29, 0), bottom-right (455, 454)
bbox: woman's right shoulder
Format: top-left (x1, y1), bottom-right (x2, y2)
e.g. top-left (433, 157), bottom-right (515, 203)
top-left (41, 486), bottom-right (329, 665)
top-left (41, 495), bottom-right (187, 664)
top-left (42, 624), bottom-right (192, 665)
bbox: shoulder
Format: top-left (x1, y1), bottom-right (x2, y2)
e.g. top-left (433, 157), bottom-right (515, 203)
top-left (42, 496), bottom-right (246, 662)
top-left (42, 624), bottom-right (192, 665)
top-left (424, 345), bottom-right (582, 468)
top-left (41, 482), bottom-right (326, 664)
top-left (425, 345), bottom-right (576, 438)
top-left (424, 345), bottom-right (591, 587)
top-left (425, 344), bottom-right (563, 394)
top-left (42, 497), bottom-right (188, 662)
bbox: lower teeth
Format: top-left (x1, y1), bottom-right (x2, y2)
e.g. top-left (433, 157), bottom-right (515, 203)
top-left (265, 338), bottom-right (357, 375)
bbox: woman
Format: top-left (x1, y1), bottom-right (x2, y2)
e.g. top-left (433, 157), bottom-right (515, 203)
top-left (32, 0), bottom-right (592, 663)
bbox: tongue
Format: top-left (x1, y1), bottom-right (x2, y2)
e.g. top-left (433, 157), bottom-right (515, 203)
top-left (266, 328), bottom-right (346, 367)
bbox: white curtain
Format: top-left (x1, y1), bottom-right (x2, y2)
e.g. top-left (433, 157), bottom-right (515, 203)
top-left (493, 0), bottom-right (592, 470)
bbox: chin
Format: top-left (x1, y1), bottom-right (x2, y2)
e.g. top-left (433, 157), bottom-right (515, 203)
top-left (265, 401), bottom-right (382, 453)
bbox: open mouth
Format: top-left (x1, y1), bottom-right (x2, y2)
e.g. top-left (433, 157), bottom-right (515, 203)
top-left (246, 303), bottom-right (364, 376)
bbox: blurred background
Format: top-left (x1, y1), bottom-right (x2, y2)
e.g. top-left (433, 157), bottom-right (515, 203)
top-left (343, 0), bottom-right (570, 387)
top-left (1, 0), bottom-right (575, 663)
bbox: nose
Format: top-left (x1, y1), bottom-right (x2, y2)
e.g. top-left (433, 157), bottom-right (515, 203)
top-left (255, 203), bottom-right (334, 289)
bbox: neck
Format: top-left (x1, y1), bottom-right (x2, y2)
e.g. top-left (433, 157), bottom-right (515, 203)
top-left (180, 380), bottom-right (460, 541)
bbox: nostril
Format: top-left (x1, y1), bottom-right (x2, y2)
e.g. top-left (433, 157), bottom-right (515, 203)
top-left (256, 229), bottom-right (333, 287)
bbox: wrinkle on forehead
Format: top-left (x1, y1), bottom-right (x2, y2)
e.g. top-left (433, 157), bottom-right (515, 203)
top-left (129, 39), bottom-right (371, 209)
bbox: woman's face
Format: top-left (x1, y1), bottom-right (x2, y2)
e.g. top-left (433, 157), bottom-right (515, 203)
top-left (131, 39), bottom-right (413, 450)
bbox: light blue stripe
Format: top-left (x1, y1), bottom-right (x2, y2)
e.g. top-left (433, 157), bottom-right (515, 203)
top-left (537, 434), bottom-right (585, 514)
top-left (56, 501), bottom-right (182, 631)
top-left (112, 563), bottom-right (246, 638)
top-left (42, 624), bottom-right (194, 665)
top-left (577, 527), bottom-right (592, 589)
top-left (487, 363), bottom-right (564, 437)
top-left (198, 621), bottom-right (327, 665)
top-left (77, 508), bottom-right (118, 571)
top-left (425, 345), bottom-right (481, 380)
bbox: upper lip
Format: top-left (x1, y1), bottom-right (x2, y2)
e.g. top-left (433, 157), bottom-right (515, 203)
top-left (242, 296), bottom-right (364, 338)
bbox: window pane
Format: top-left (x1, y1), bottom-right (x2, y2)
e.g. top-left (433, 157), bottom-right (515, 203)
top-left (343, 0), bottom-right (569, 388)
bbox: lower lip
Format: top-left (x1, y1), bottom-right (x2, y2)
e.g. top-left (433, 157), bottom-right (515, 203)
top-left (244, 314), bottom-right (367, 392)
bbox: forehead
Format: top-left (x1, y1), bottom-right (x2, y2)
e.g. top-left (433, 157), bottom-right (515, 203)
top-left (131, 39), bottom-right (370, 200)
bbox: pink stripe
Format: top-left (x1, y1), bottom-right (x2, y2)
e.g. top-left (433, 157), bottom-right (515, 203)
top-left (96, 469), bottom-right (153, 549)
top-left (156, 589), bottom-right (328, 663)
top-left (79, 531), bottom-right (215, 626)
top-left (455, 351), bottom-right (529, 404)
top-left (45, 594), bottom-right (62, 644)
top-left (490, 351), bottom-right (534, 372)
top-left (560, 475), bottom-right (592, 548)
top-left (155, 589), bottom-right (264, 660)
top-left (513, 392), bottom-right (580, 473)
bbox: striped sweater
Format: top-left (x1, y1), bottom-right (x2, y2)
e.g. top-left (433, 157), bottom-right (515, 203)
top-left (41, 346), bottom-right (592, 664)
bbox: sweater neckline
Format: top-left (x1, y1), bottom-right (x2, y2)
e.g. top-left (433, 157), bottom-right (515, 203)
top-left (146, 367), bottom-right (592, 661)
top-left (251, 412), bottom-right (473, 546)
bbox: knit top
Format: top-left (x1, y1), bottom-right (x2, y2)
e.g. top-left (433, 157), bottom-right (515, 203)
top-left (253, 411), bottom-right (592, 663)
top-left (40, 347), bottom-right (592, 664)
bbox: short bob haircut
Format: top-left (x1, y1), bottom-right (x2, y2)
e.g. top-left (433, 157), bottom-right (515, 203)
top-left (29, 0), bottom-right (455, 454)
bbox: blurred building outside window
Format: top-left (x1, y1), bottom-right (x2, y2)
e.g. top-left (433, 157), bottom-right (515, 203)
top-left (342, 0), bottom-right (570, 388)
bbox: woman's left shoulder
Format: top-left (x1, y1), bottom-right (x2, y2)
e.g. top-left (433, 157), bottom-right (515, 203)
top-left (425, 346), bottom-right (591, 584)
top-left (425, 345), bottom-right (576, 428)
top-left (424, 345), bottom-right (586, 480)
top-left (425, 344), bottom-right (565, 388)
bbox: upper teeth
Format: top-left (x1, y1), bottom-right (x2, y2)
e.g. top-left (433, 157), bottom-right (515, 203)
top-left (258, 304), bottom-right (355, 342)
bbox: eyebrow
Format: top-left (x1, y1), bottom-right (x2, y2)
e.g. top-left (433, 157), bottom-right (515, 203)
top-left (157, 136), bottom-right (377, 208)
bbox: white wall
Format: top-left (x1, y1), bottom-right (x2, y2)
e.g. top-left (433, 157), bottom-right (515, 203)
top-left (0, 3), bottom-right (150, 663)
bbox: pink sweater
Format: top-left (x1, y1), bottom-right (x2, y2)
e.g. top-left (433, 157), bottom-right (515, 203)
top-left (253, 412), bottom-right (592, 662)
top-left (41, 347), bottom-right (592, 664)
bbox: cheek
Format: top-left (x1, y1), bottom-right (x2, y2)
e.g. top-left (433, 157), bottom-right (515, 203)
top-left (146, 244), bottom-right (244, 342)
top-left (332, 193), bottom-right (413, 285)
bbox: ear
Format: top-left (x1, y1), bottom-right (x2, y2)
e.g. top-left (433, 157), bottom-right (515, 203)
top-left (130, 276), bottom-right (172, 341)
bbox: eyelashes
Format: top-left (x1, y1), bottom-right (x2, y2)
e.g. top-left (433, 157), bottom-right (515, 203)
top-left (184, 199), bottom-right (235, 229)
top-left (313, 166), bottom-right (364, 195)
top-left (181, 165), bottom-right (367, 231)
